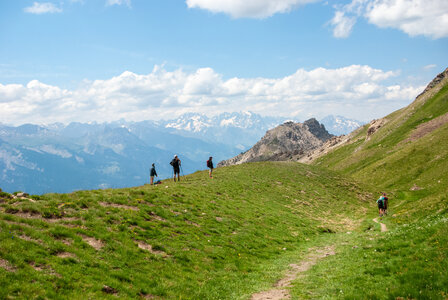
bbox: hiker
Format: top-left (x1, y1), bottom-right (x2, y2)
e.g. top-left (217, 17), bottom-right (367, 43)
top-left (382, 192), bottom-right (389, 215)
top-left (207, 156), bottom-right (214, 178)
top-left (150, 163), bottom-right (157, 185)
top-left (376, 193), bottom-right (386, 217)
top-left (170, 155), bottom-right (181, 182)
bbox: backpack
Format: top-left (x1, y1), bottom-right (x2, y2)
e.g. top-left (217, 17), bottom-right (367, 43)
top-left (171, 159), bottom-right (179, 168)
top-left (206, 160), bottom-right (211, 168)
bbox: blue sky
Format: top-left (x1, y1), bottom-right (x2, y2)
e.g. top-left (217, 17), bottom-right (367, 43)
top-left (0, 0), bottom-right (447, 125)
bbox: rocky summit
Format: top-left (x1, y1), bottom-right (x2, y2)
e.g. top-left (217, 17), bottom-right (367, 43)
top-left (218, 118), bottom-right (333, 166)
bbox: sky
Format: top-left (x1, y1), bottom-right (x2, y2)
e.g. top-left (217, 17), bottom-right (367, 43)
top-left (0, 0), bottom-right (447, 125)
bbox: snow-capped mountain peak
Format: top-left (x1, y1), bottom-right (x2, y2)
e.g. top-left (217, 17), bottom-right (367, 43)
top-left (165, 113), bottom-right (211, 132)
top-left (163, 111), bottom-right (286, 133)
top-left (319, 115), bottom-right (364, 136)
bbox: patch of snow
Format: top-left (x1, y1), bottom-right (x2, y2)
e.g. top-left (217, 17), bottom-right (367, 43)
top-left (24, 146), bottom-right (43, 154)
top-left (39, 145), bottom-right (72, 158)
top-left (220, 117), bottom-right (237, 127)
top-left (110, 144), bottom-right (124, 154)
top-left (0, 149), bottom-right (40, 171)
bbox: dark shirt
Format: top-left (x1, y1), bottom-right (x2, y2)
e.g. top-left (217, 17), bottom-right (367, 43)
top-left (150, 167), bottom-right (157, 177)
top-left (171, 158), bottom-right (180, 169)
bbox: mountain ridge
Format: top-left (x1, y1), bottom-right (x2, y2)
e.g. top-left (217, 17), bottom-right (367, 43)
top-left (0, 111), bottom-right (362, 194)
top-left (218, 118), bottom-right (333, 167)
top-left (305, 67), bottom-right (448, 167)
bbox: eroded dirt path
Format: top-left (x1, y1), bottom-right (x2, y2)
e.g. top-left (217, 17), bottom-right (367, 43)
top-left (250, 246), bottom-right (335, 300)
top-left (373, 218), bottom-right (388, 232)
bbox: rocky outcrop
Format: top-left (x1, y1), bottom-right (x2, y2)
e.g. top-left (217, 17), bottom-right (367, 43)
top-left (416, 67), bottom-right (448, 100)
top-left (218, 118), bottom-right (333, 166)
top-left (366, 118), bottom-right (387, 141)
top-left (298, 134), bottom-right (352, 164)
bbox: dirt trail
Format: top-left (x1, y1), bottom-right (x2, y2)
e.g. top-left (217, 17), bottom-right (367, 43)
top-left (250, 246), bottom-right (335, 300)
top-left (373, 218), bottom-right (387, 232)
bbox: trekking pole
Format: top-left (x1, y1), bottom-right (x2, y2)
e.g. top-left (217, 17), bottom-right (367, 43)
top-left (180, 165), bottom-right (185, 181)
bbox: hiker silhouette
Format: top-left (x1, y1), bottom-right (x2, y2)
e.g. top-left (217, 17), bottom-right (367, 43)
top-left (207, 156), bottom-right (214, 178)
top-left (170, 155), bottom-right (181, 182)
top-left (376, 193), bottom-right (388, 217)
top-left (150, 163), bottom-right (157, 185)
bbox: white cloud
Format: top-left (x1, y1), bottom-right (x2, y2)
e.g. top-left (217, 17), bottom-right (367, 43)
top-left (24, 2), bottom-right (63, 14)
top-left (330, 11), bottom-right (357, 38)
top-left (384, 85), bottom-right (422, 101)
top-left (106, 0), bottom-right (131, 7)
top-left (330, 0), bottom-right (448, 39)
top-left (423, 64), bottom-right (437, 70)
top-left (365, 0), bottom-right (448, 39)
top-left (0, 65), bottom-right (423, 125)
top-left (186, 0), bottom-right (319, 18)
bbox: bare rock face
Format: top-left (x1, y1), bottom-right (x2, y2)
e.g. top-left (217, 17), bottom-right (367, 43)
top-left (366, 118), bottom-right (387, 141)
top-left (218, 118), bottom-right (333, 166)
top-left (416, 67), bottom-right (448, 99)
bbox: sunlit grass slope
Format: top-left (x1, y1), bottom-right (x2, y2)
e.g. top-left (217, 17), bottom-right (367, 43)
top-left (0, 162), bottom-right (369, 299)
top-left (291, 215), bottom-right (448, 299)
top-left (315, 71), bottom-right (448, 220)
top-left (300, 70), bottom-right (448, 298)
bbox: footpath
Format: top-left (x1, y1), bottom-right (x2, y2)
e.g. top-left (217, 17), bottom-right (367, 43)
top-left (250, 246), bottom-right (336, 300)
top-left (250, 216), bottom-right (388, 299)
top-left (373, 217), bottom-right (388, 232)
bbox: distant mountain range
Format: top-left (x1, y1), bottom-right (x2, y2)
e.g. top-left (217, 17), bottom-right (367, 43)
top-left (319, 115), bottom-right (364, 136)
top-left (161, 111), bottom-right (287, 149)
top-left (0, 112), bottom-right (361, 194)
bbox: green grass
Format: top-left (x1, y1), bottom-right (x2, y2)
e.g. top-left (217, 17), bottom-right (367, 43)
top-left (315, 81), bottom-right (448, 191)
top-left (303, 74), bottom-right (448, 299)
top-left (1, 74), bottom-right (447, 299)
top-left (315, 76), bottom-right (448, 222)
top-left (290, 214), bottom-right (448, 299)
top-left (0, 162), bottom-right (370, 299)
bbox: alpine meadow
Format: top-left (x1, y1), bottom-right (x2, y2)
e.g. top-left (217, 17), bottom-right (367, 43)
top-left (1, 0), bottom-right (448, 299)
top-left (1, 68), bottom-right (447, 299)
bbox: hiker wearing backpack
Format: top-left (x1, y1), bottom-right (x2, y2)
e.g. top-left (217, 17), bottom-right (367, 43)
top-left (170, 155), bottom-right (181, 182)
top-left (207, 156), bottom-right (214, 178)
top-left (150, 163), bottom-right (157, 185)
top-left (376, 193), bottom-right (386, 217)
top-left (382, 192), bottom-right (389, 215)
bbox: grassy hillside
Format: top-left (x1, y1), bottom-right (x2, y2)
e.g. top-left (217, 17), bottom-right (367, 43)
top-left (0, 162), bottom-right (370, 299)
top-left (301, 69), bottom-right (448, 298)
top-left (315, 69), bottom-right (448, 216)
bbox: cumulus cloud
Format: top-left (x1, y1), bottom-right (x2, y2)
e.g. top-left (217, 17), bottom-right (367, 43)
top-left (185, 0), bottom-right (319, 18)
top-left (24, 2), bottom-right (63, 14)
top-left (330, 0), bottom-right (448, 39)
top-left (365, 0), bottom-right (448, 39)
top-left (0, 65), bottom-right (423, 125)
